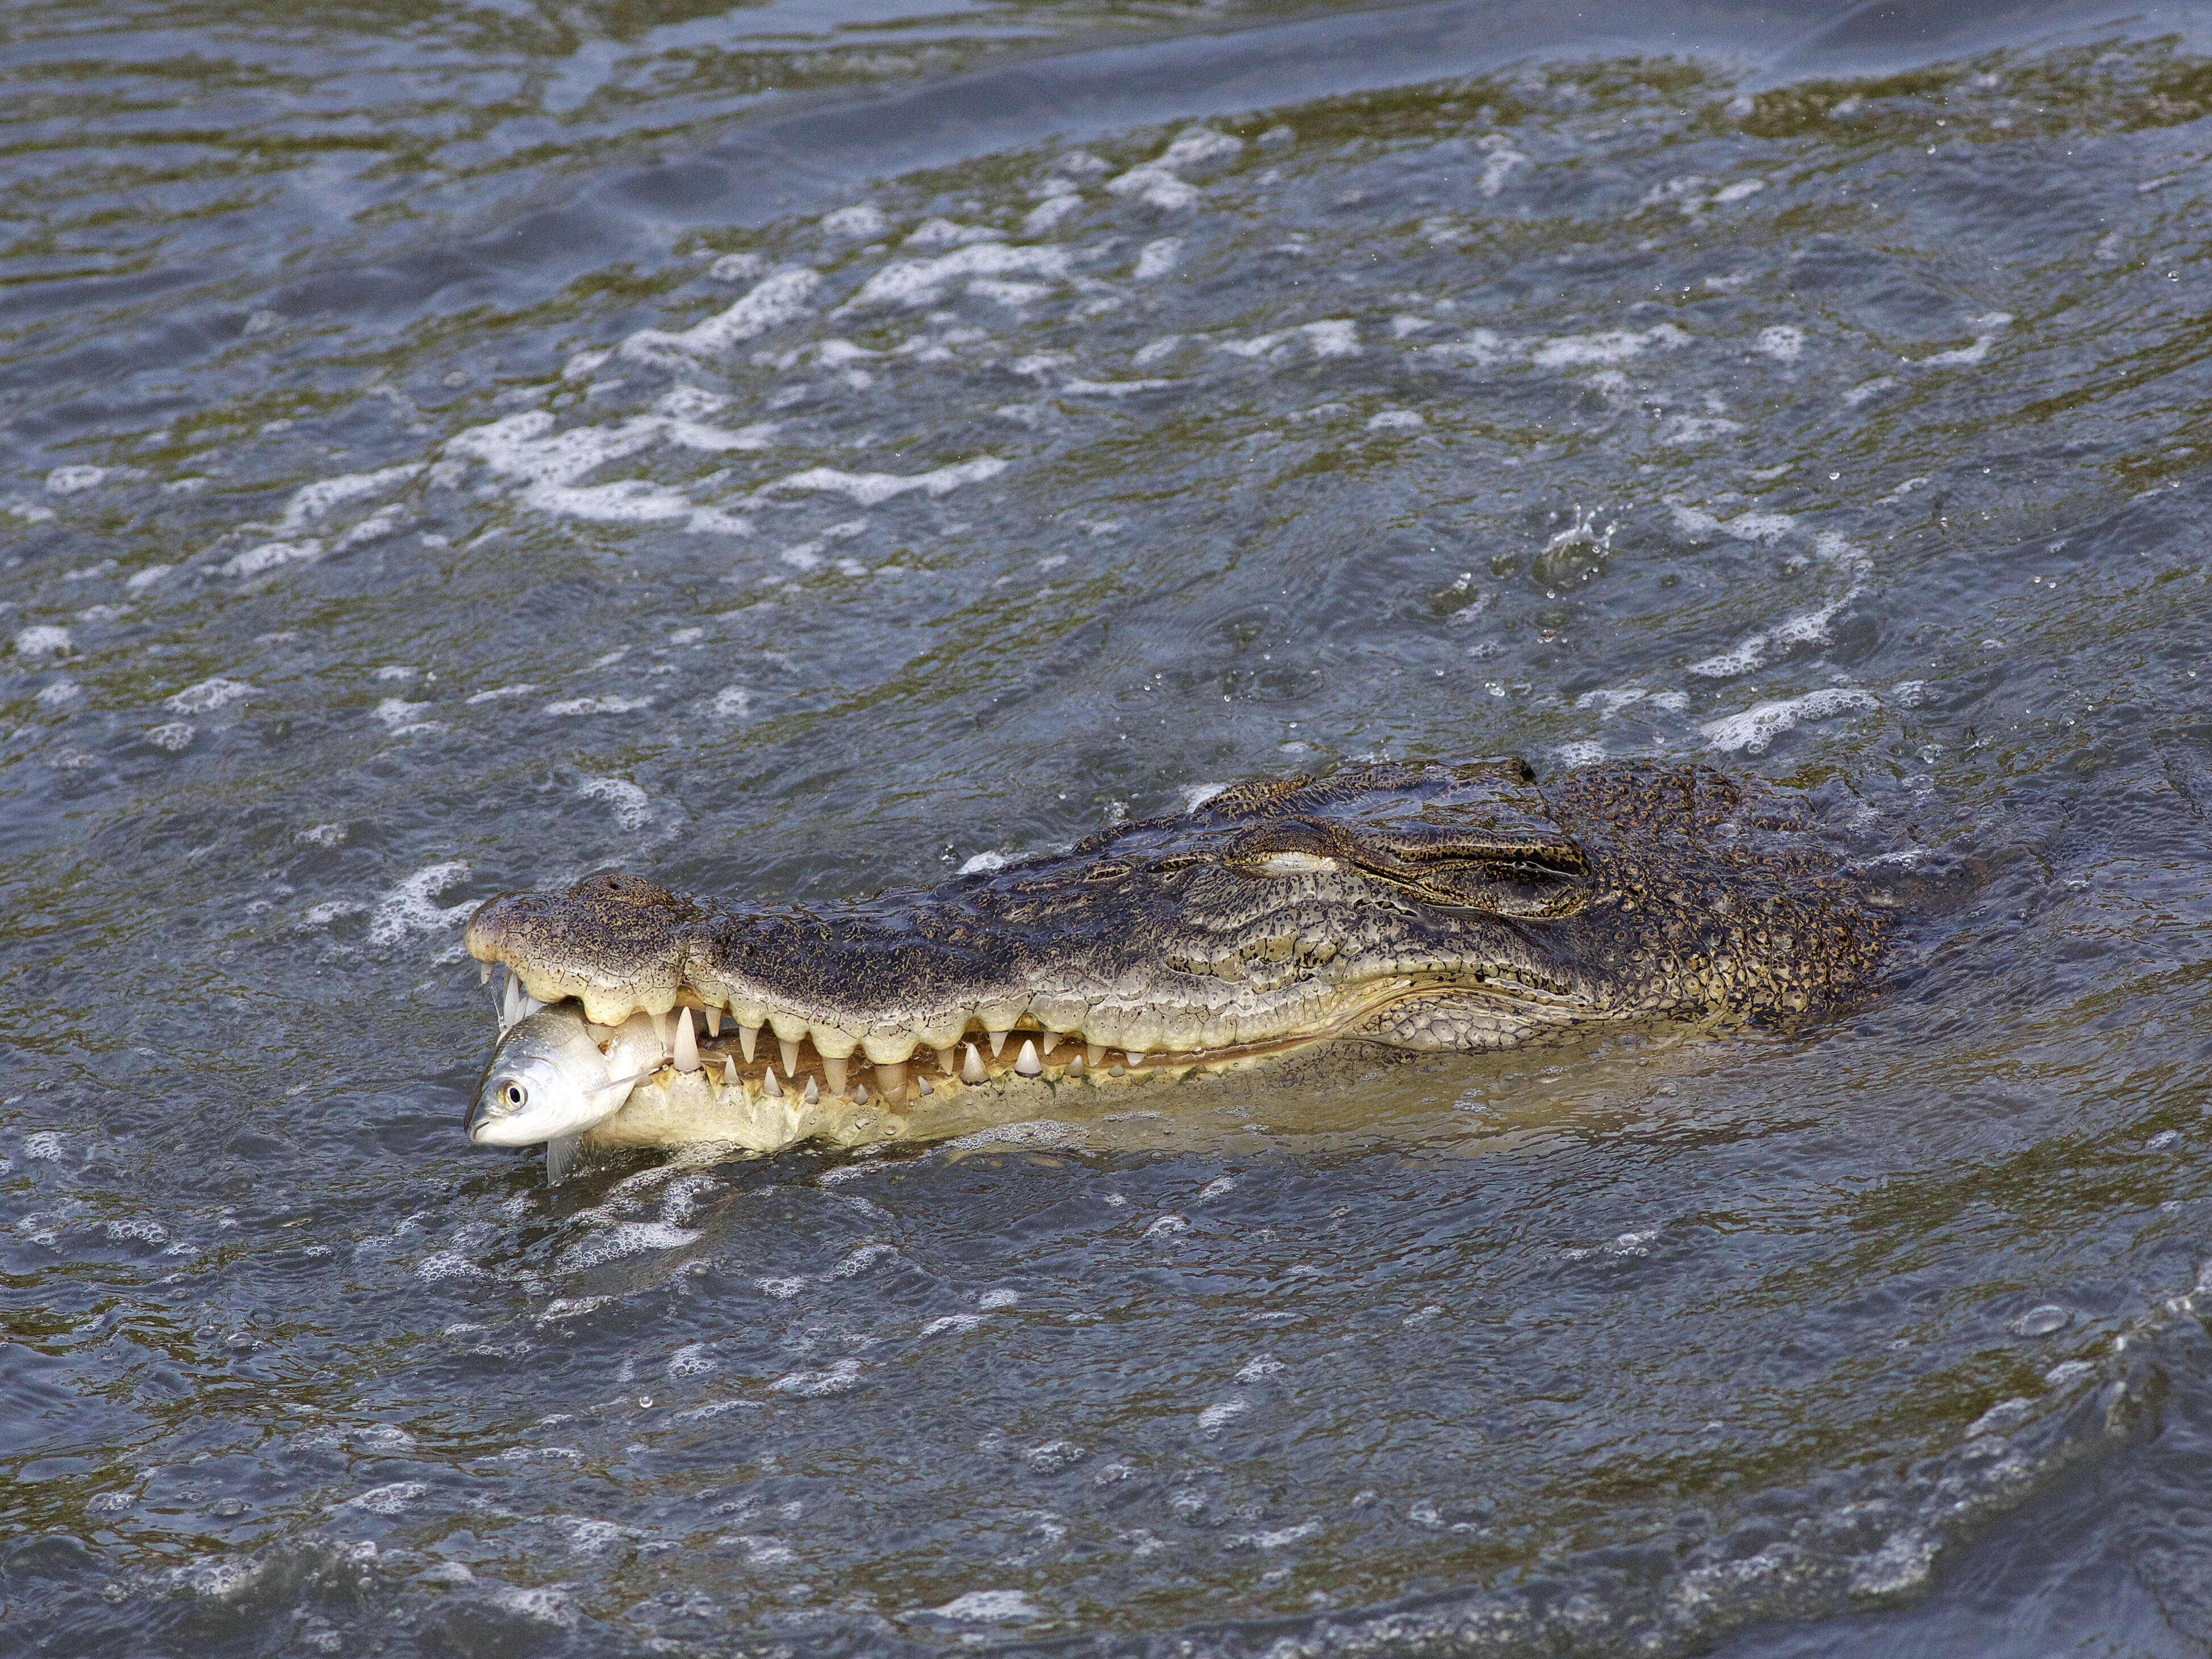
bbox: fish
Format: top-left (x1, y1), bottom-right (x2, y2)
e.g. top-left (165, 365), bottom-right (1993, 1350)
top-left (466, 1006), bottom-right (660, 1182)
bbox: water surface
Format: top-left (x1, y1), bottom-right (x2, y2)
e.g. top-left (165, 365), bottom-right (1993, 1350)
top-left (5, 0), bottom-right (2212, 1653)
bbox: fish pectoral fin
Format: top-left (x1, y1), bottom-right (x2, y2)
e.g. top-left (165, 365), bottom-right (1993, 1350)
top-left (545, 1133), bottom-right (583, 1184)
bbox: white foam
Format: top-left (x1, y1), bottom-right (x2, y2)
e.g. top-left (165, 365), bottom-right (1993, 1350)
top-left (905, 218), bottom-right (996, 248)
top-left (1915, 312), bottom-right (2012, 368)
top-left (621, 269), bottom-right (820, 362)
top-left (1662, 416), bottom-right (1744, 445)
top-left (485, 1585), bottom-right (579, 1628)
top-left (465, 683), bottom-right (537, 703)
top-left (1022, 195), bottom-right (1082, 235)
top-left (943, 1120), bottom-right (1082, 1151)
top-left (146, 722), bottom-right (194, 752)
top-left (666, 1342), bottom-right (717, 1378)
top-left (448, 411), bottom-right (752, 531)
top-left (1476, 139), bottom-right (1527, 197)
top-left (1554, 740), bottom-right (1608, 768)
top-left (1060, 374), bottom-right (1175, 396)
top-left (921, 1313), bottom-right (983, 1336)
top-left (926, 1590), bottom-right (1040, 1623)
top-left (125, 565), bottom-right (172, 591)
top-left (553, 1221), bottom-right (702, 1273)
top-left (760, 456), bottom-right (1005, 506)
top-left (755, 1275), bottom-right (807, 1299)
top-left (578, 777), bottom-right (649, 831)
top-left (1220, 319), bottom-right (1359, 360)
top-left (373, 697), bottom-right (439, 734)
top-left (711, 686), bottom-right (752, 719)
top-left (979, 1288), bottom-right (1019, 1308)
top-left (35, 680), bottom-right (78, 708)
top-left (368, 861), bottom-right (474, 946)
top-left (47, 465), bottom-right (106, 494)
top-left (165, 677), bottom-right (254, 714)
top-left (1843, 376), bottom-right (1898, 407)
top-left (23, 1132), bottom-right (64, 1160)
top-left (1197, 1397), bottom-right (1249, 1431)
top-left (541, 696), bottom-right (650, 716)
top-left (1368, 409), bottom-right (1425, 431)
top-left (415, 1251), bottom-right (489, 1282)
top-left (958, 851), bottom-right (1008, 874)
top-left (1106, 128), bottom-right (1241, 210)
top-left (769, 1357), bottom-right (862, 1395)
top-left (222, 539), bottom-right (322, 577)
top-left (14, 626), bottom-right (70, 658)
top-left (833, 1242), bottom-right (896, 1278)
top-left (820, 203), bottom-right (885, 239)
top-left (337, 1481), bottom-right (427, 1515)
top-left (1529, 324), bottom-right (1688, 368)
top-left (280, 464), bottom-right (421, 532)
top-left (846, 243), bottom-right (1070, 309)
top-left (968, 278), bottom-right (1051, 308)
top-left (1756, 326), bottom-right (1805, 363)
top-left (1134, 237), bottom-right (1184, 279)
top-left (1699, 687), bottom-right (1880, 753)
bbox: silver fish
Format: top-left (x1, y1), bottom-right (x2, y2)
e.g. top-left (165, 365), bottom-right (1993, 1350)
top-left (467, 1007), bottom-right (652, 1182)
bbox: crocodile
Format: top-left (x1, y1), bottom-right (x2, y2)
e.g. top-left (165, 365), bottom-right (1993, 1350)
top-left (461, 757), bottom-right (1892, 1161)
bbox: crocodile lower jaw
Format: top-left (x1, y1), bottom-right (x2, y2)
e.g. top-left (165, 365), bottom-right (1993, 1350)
top-left (587, 1038), bottom-right (1297, 1156)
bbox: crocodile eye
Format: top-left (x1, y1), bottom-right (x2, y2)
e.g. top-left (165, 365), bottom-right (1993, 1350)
top-left (503, 1082), bottom-right (528, 1108)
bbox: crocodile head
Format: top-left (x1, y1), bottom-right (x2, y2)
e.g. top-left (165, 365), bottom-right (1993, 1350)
top-left (461, 758), bottom-right (1887, 1134)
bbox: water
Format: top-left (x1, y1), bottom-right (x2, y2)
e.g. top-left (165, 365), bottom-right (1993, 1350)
top-left (5, 0), bottom-right (2212, 1651)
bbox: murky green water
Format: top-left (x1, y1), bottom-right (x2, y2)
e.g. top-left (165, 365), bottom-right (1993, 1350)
top-left (5, 0), bottom-right (2212, 1652)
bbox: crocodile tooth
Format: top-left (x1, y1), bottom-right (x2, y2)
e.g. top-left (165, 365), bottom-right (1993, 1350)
top-left (962, 1043), bottom-right (988, 1085)
top-left (1086, 1043), bottom-right (1107, 1068)
top-left (1066, 1054), bottom-right (1084, 1078)
top-left (877, 1061), bottom-right (906, 1104)
top-left (1109, 1063), bottom-right (1125, 1077)
top-left (673, 1008), bottom-right (700, 1072)
top-left (1126, 1051), bottom-right (1147, 1066)
top-left (938, 1044), bottom-right (960, 1076)
top-left (987, 1029), bottom-right (1008, 1056)
top-left (1014, 1040), bottom-right (1042, 1077)
top-left (704, 1006), bottom-right (721, 1037)
top-left (479, 962), bottom-right (492, 986)
top-left (738, 1024), bottom-right (760, 1062)
top-left (854, 1083), bottom-right (869, 1104)
top-left (762, 1068), bottom-right (784, 1098)
top-left (823, 1056), bottom-right (848, 1097)
top-left (779, 1036), bottom-right (800, 1076)
top-left (720, 1053), bottom-right (741, 1089)
top-left (803, 1076), bottom-right (820, 1104)
top-left (917, 1074), bottom-right (934, 1097)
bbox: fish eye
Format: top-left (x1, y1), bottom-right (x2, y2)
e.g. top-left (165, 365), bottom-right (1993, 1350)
top-left (503, 1082), bottom-right (528, 1108)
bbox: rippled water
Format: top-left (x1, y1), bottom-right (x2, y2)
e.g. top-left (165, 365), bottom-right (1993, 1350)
top-left (7, 0), bottom-right (2212, 1652)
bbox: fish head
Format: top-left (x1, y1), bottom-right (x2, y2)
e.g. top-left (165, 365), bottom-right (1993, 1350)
top-left (467, 1008), bottom-right (630, 1147)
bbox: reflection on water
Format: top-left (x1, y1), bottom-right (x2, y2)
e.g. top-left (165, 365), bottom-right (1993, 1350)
top-left (3, 0), bottom-right (2212, 1652)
